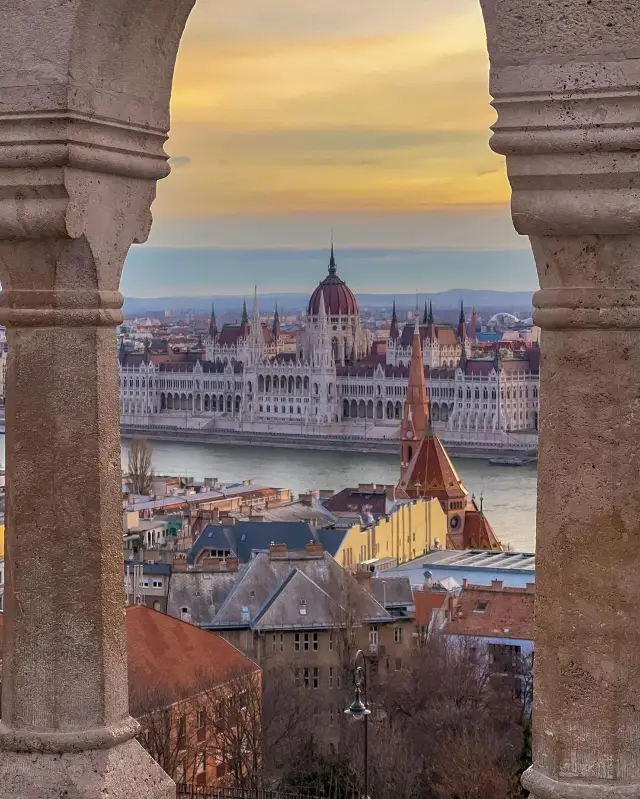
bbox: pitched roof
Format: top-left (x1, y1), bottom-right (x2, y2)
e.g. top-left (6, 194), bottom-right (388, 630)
top-left (189, 521), bottom-right (317, 565)
top-left (448, 508), bottom-right (502, 550)
top-left (397, 431), bottom-right (467, 502)
top-left (205, 551), bottom-right (391, 631)
top-left (370, 576), bottom-right (414, 607)
top-left (167, 569), bottom-right (246, 627)
top-left (127, 605), bottom-right (259, 712)
top-left (413, 590), bottom-right (448, 627)
top-left (322, 488), bottom-right (390, 519)
top-left (443, 583), bottom-right (535, 641)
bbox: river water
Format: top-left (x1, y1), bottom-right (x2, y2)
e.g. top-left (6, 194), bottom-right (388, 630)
top-left (121, 439), bottom-right (537, 552)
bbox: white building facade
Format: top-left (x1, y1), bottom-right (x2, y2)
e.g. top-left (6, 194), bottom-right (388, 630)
top-left (118, 251), bottom-right (539, 446)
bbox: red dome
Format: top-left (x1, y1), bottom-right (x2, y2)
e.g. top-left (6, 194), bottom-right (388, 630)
top-left (307, 247), bottom-right (359, 316)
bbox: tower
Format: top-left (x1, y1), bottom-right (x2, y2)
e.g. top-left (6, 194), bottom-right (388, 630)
top-left (208, 302), bottom-right (217, 340)
top-left (389, 299), bottom-right (399, 341)
top-left (272, 303), bottom-right (281, 341)
top-left (457, 298), bottom-right (467, 341)
top-left (399, 323), bottom-right (429, 472)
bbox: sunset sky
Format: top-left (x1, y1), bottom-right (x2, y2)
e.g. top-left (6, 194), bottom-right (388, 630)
top-left (125, 0), bottom-right (537, 297)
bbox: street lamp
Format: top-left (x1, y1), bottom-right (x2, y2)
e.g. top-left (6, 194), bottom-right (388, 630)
top-left (344, 649), bottom-right (371, 799)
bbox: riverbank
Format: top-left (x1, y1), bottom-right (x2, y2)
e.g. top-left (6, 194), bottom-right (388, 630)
top-left (120, 424), bottom-right (537, 461)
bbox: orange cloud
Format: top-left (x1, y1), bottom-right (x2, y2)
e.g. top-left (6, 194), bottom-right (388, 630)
top-left (154, 3), bottom-right (507, 219)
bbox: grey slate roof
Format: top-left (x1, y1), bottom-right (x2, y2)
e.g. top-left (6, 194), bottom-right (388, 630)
top-left (169, 551), bottom-right (392, 631)
top-left (370, 576), bottom-right (414, 608)
top-left (167, 569), bottom-right (248, 625)
top-left (188, 521), bottom-right (318, 565)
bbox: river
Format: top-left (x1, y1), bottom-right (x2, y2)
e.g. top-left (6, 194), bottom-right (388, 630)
top-left (121, 439), bottom-right (537, 552)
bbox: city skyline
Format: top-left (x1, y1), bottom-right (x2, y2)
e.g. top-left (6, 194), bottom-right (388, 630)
top-left (124, 0), bottom-right (535, 296)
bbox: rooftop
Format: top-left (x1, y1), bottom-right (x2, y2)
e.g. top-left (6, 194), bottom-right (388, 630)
top-left (443, 581), bottom-right (535, 641)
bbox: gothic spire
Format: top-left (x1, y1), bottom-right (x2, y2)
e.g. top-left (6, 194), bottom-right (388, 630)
top-left (389, 299), bottom-right (399, 340)
top-left (241, 298), bottom-right (248, 325)
top-left (459, 298), bottom-right (465, 325)
top-left (328, 236), bottom-right (337, 276)
top-left (208, 302), bottom-right (217, 339)
top-left (272, 302), bottom-right (281, 339)
top-left (422, 300), bottom-right (429, 325)
top-left (428, 299), bottom-right (434, 326)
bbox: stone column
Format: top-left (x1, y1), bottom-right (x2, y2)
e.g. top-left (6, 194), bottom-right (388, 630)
top-left (480, 2), bottom-right (640, 797)
top-left (0, 130), bottom-right (175, 798)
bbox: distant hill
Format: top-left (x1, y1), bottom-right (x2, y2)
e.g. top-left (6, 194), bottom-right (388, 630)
top-left (123, 289), bottom-right (534, 317)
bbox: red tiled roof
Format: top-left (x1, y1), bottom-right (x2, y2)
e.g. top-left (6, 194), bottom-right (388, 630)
top-left (127, 606), bottom-right (259, 708)
top-left (413, 590), bottom-right (447, 627)
top-left (443, 583), bottom-right (535, 641)
top-left (323, 488), bottom-right (387, 517)
top-left (398, 431), bottom-right (467, 502)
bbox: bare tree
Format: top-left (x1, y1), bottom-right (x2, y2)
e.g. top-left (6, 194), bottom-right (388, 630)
top-left (127, 437), bottom-right (154, 496)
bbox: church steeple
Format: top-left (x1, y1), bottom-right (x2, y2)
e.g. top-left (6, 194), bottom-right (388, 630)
top-left (389, 299), bottom-right (399, 340)
top-left (457, 298), bottom-right (467, 341)
top-left (422, 301), bottom-right (429, 325)
top-left (272, 303), bottom-right (281, 339)
top-left (399, 323), bottom-right (429, 474)
top-left (459, 298), bottom-right (465, 325)
top-left (208, 302), bottom-right (218, 339)
top-left (428, 300), bottom-right (434, 325)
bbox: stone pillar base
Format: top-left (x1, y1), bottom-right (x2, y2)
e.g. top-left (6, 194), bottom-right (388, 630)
top-left (522, 767), bottom-right (640, 798)
top-left (0, 739), bottom-right (175, 799)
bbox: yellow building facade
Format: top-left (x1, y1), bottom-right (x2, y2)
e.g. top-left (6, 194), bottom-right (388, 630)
top-left (337, 497), bottom-right (448, 570)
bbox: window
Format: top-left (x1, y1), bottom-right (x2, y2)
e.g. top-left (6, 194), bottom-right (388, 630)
top-left (295, 633), bottom-right (301, 651)
top-left (473, 600), bottom-right (489, 613)
top-left (280, 633), bottom-right (284, 653)
top-left (177, 714), bottom-right (187, 750)
top-left (329, 666), bottom-right (334, 688)
top-left (295, 668), bottom-right (301, 686)
top-left (488, 643), bottom-right (521, 674)
top-left (312, 667), bottom-right (319, 689)
top-left (141, 578), bottom-right (149, 588)
top-left (369, 625), bottom-right (379, 646)
top-left (394, 627), bottom-right (403, 643)
top-left (395, 658), bottom-right (402, 671)
top-left (303, 667), bottom-right (311, 688)
top-left (152, 579), bottom-right (162, 589)
top-left (272, 633), bottom-right (277, 653)
top-left (196, 710), bottom-right (206, 729)
top-left (303, 633), bottom-right (310, 651)
top-left (312, 632), bottom-right (318, 651)
top-left (329, 632), bottom-right (333, 651)
top-left (197, 752), bottom-right (207, 775)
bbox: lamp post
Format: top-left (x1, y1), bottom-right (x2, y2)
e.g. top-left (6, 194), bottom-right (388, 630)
top-left (344, 649), bottom-right (371, 799)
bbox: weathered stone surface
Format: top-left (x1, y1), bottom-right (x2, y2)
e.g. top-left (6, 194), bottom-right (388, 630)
top-left (480, 1), bottom-right (640, 795)
top-left (0, 0), bottom-right (195, 795)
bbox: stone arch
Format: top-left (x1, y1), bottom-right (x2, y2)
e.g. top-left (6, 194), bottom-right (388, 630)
top-left (204, 394), bottom-right (210, 412)
top-left (258, 375), bottom-right (265, 392)
top-left (219, 394), bottom-right (224, 411)
top-left (304, 376), bottom-right (310, 391)
top-left (440, 403), bottom-right (449, 423)
top-left (180, 393), bottom-right (187, 411)
top-left (235, 395), bottom-right (241, 413)
top-left (376, 400), bottom-right (383, 419)
top-left (343, 399), bottom-right (350, 418)
top-left (395, 401), bottom-right (402, 419)
top-left (288, 376), bottom-right (294, 394)
top-left (211, 395), bottom-right (217, 412)
top-left (194, 394), bottom-right (201, 412)
top-left (265, 375), bottom-right (272, 392)
top-left (431, 402), bottom-right (440, 422)
top-left (351, 399), bottom-right (358, 417)
top-left (226, 395), bottom-right (232, 413)
top-left (386, 401), bottom-right (394, 419)
top-left (187, 393), bottom-right (193, 411)
top-left (296, 376), bottom-right (302, 391)
top-left (273, 375), bottom-right (279, 392)
top-left (367, 399), bottom-right (373, 418)
top-left (160, 392), bottom-right (166, 410)
top-left (358, 399), bottom-right (366, 418)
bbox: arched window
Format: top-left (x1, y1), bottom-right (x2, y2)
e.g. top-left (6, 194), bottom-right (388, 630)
top-left (258, 375), bottom-right (264, 392)
top-left (343, 399), bottom-right (350, 417)
top-left (273, 375), bottom-right (279, 391)
top-left (475, 388), bottom-right (480, 400)
top-left (304, 376), bottom-right (310, 390)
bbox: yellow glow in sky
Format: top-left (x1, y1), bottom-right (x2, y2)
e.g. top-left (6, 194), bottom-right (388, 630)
top-left (155, 0), bottom-right (509, 221)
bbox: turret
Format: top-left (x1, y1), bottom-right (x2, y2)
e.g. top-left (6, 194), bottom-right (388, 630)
top-left (457, 298), bottom-right (467, 341)
top-left (208, 302), bottom-right (218, 340)
top-left (272, 303), bottom-right (281, 340)
top-left (389, 300), bottom-right (399, 341)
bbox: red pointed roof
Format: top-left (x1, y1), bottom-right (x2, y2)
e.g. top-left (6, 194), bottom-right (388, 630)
top-left (398, 432), bottom-right (467, 502)
top-left (399, 325), bottom-right (428, 443)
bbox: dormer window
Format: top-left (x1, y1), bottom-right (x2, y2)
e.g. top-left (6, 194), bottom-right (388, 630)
top-left (473, 600), bottom-right (488, 613)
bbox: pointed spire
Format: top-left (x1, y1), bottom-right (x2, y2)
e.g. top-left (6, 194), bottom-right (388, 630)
top-left (272, 302), bottom-right (281, 339)
top-left (457, 298), bottom-right (467, 342)
top-left (241, 298), bottom-right (248, 325)
top-left (459, 298), bottom-right (465, 325)
top-left (399, 323), bottom-right (429, 456)
top-left (459, 338), bottom-right (468, 370)
top-left (422, 300), bottom-right (429, 325)
top-left (428, 299), bottom-right (434, 326)
top-left (328, 236), bottom-right (337, 276)
top-left (389, 299), bottom-right (399, 340)
top-left (318, 288), bottom-right (327, 321)
top-left (208, 302), bottom-right (218, 339)
top-left (251, 285), bottom-right (260, 320)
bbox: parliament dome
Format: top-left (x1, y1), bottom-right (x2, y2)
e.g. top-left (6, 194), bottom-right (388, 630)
top-left (307, 246), bottom-right (359, 317)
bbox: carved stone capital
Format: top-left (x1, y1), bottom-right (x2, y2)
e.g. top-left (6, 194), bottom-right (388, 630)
top-left (0, 113), bottom-right (169, 325)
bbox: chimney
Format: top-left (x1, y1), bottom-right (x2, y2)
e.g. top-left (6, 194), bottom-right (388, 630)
top-left (358, 483), bottom-right (374, 493)
top-left (353, 565), bottom-right (374, 593)
top-left (491, 579), bottom-right (504, 591)
top-left (306, 541), bottom-right (323, 556)
top-left (462, 578), bottom-right (468, 590)
top-left (299, 491), bottom-right (318, 507)
top-left (269, 542), bottom-right (287, 558)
